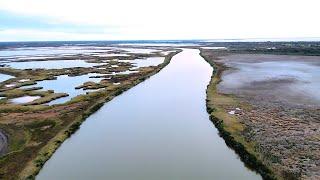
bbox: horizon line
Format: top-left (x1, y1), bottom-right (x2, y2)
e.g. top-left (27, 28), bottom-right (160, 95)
top-left (1, 37), bottom-right (320, 43)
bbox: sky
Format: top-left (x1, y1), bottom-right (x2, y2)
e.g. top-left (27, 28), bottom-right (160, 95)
top-left (0, 0), bottom-right (320, 41)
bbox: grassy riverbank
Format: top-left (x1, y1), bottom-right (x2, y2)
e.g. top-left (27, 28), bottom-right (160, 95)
top-left (0, 50), bottom-right (181, 180)
top-left (201, 45), bottom-right (320, 179)
top-left (21, 51), bottom-right (180, 179)
top-left (200, 50), bottom-right (277, 180)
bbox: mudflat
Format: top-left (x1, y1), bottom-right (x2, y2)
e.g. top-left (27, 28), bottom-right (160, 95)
top-left (218, 54), bottom-right (320, 106)
top-left (201, 51), bottom-right (320, 179)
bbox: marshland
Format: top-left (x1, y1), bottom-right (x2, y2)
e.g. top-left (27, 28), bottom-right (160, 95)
top-left (0, 40), bottom-right (320, 180)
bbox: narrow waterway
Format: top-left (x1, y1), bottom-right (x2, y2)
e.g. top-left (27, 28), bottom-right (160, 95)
top-left (37, 49), bottom-right (260, 180)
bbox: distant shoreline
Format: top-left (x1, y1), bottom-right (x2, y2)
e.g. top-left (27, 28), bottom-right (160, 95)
top-left (0, 38), bottom-right (320, 44)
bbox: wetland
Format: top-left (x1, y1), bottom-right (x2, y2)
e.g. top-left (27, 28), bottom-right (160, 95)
top-left (37, 49), bottom-right (260, 180)
top-left (1, 40), bottom-right (320, 179)
top-left (201, 45), bottom-right (320, 179)
top-left (0, 42), bottom-right (181, 179)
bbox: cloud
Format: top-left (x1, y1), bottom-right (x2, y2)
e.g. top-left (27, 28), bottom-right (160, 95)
top-left (0, 0), bottom-right (320, 41)
top-left (0, 29), bottom-right (115, 41)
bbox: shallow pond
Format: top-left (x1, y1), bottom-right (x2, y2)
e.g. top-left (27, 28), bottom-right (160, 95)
top-left (93, 53), bottom-right (130, 57)
top-left (120, 57), bottom-right (165, 68)
top-left (3, 60), bottom-right (102, 69)
top-left (10, 95), bottom-right (41, 104)
top-left (0, 74), bottom-right (13, 83)
top-left (0, 46), bottom-right (111, 58)
top-left (37, 49), bottom-right (260, 180)
top-left (219, 55), bottom-right (320, 105)
top-left (23, 73), bottom-right (104, 105)
top-left (120, 48), bottom-right (159, 54)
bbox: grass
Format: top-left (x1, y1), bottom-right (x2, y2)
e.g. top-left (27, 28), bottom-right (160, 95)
top-left (0, 103), bottom-right (49, 113)
top-left (0, 125), bottom-right (30, 153)
top-left (15, 50), bottom-right (182, 180)
top-left (26, 93), bottom-right (68, 105)
top-left (200, 50), bottom-right (277, 180)
top-left (0, 50), bottom-right (181, 179)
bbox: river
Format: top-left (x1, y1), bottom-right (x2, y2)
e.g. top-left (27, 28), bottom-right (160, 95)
top-left (37, 49), bottom-right (260, 180)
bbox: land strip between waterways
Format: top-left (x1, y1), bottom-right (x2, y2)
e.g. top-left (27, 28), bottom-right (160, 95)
top-left (17, 50), bottom-right (181, 179)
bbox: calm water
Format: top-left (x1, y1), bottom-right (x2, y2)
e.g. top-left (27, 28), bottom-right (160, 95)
top-left (23, 73), bottom-right (104, 105)
top-left (3, 60), bottom-right (102, 69)
top-left (0, 46), bottom-right (110, 58)
top-left (120, 48), bottom-right (159, 54)
top-left (0, 46), bottom-right (158, 60)
top-left (37, 49), bottom-right (260, 180)
top-left (10, 95), bottom-right (41, 104)
top-left (219, 57), bottom-right (320, 105)
top-left (0, 73), bottom-right (13, 83)
top-left (93, 53), bottom-right (130, 57)
top-left (120, 57), bottom-right (165, 69)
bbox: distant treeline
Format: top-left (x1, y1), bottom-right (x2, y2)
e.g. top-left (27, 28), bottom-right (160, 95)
top-left (204, 41), bottom-right (320, 56)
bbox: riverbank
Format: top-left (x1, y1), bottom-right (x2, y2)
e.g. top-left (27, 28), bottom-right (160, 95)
top-left (37, 49), bottom-right (260, 180)
top-left (200, 51), bottom-right (276, 180)
top-left (0, 47), bottom-right (181, 179)
top-left (200, 49), bottom-right (320, 180)
top-left (21, 51), bottom-right (181, 179)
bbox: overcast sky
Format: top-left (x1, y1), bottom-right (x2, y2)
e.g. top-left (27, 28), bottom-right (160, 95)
top-left (0, 0), bottom-right (319, 41)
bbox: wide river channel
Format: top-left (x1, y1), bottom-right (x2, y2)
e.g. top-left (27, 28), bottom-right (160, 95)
top-left (37, 49), bottom-right (261, 180)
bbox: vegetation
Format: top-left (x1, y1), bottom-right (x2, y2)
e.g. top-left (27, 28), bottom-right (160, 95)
top-left (200, 50), bottom-right (277, 180)
top-left (200, 44), bottom-right (320, 179)
top-left (201, 41), bottom-right (320, 56)
top-left (0, 49), bottom-right (180, 180)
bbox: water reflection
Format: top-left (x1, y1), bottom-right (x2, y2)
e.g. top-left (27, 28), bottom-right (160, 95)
top-left (24, 73), bottom-right (104, 105)
top-left (120, 57), bottom-right (164, 69)
top-left (0, 46), bottom-right (111, 58)
top-left (37, 49), bottom-right (260, 180)
top-left (120, 48), bottom-right (159, 54)
top-left (10, 95), bottom-right (41, 104)
top-left (219, 56), bottom-right (320, 105)
top-left (0, 74), bottom-right (13, 83)
top-left (3, 60), bottom-right (102, 69)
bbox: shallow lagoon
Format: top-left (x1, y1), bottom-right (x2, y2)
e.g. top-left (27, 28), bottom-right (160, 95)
top-left (10, 95), bottom-right (41, 104)
top-left (120, 57), bottom-right (165, 68)
top-left (120, 48), bottom-right (159, 54)
top-left (23, 73), bottom-right (104, 105)
top-left (219, 54), bottom-right (320, 105)
top-left (0, 46), bottom-right (111, 58)
top-left (93, 53), bottom-right (130, 57)
top-left (0, 74), bottom-right (13, 83)
top-left (3, 60), bottom-right (102, 69)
